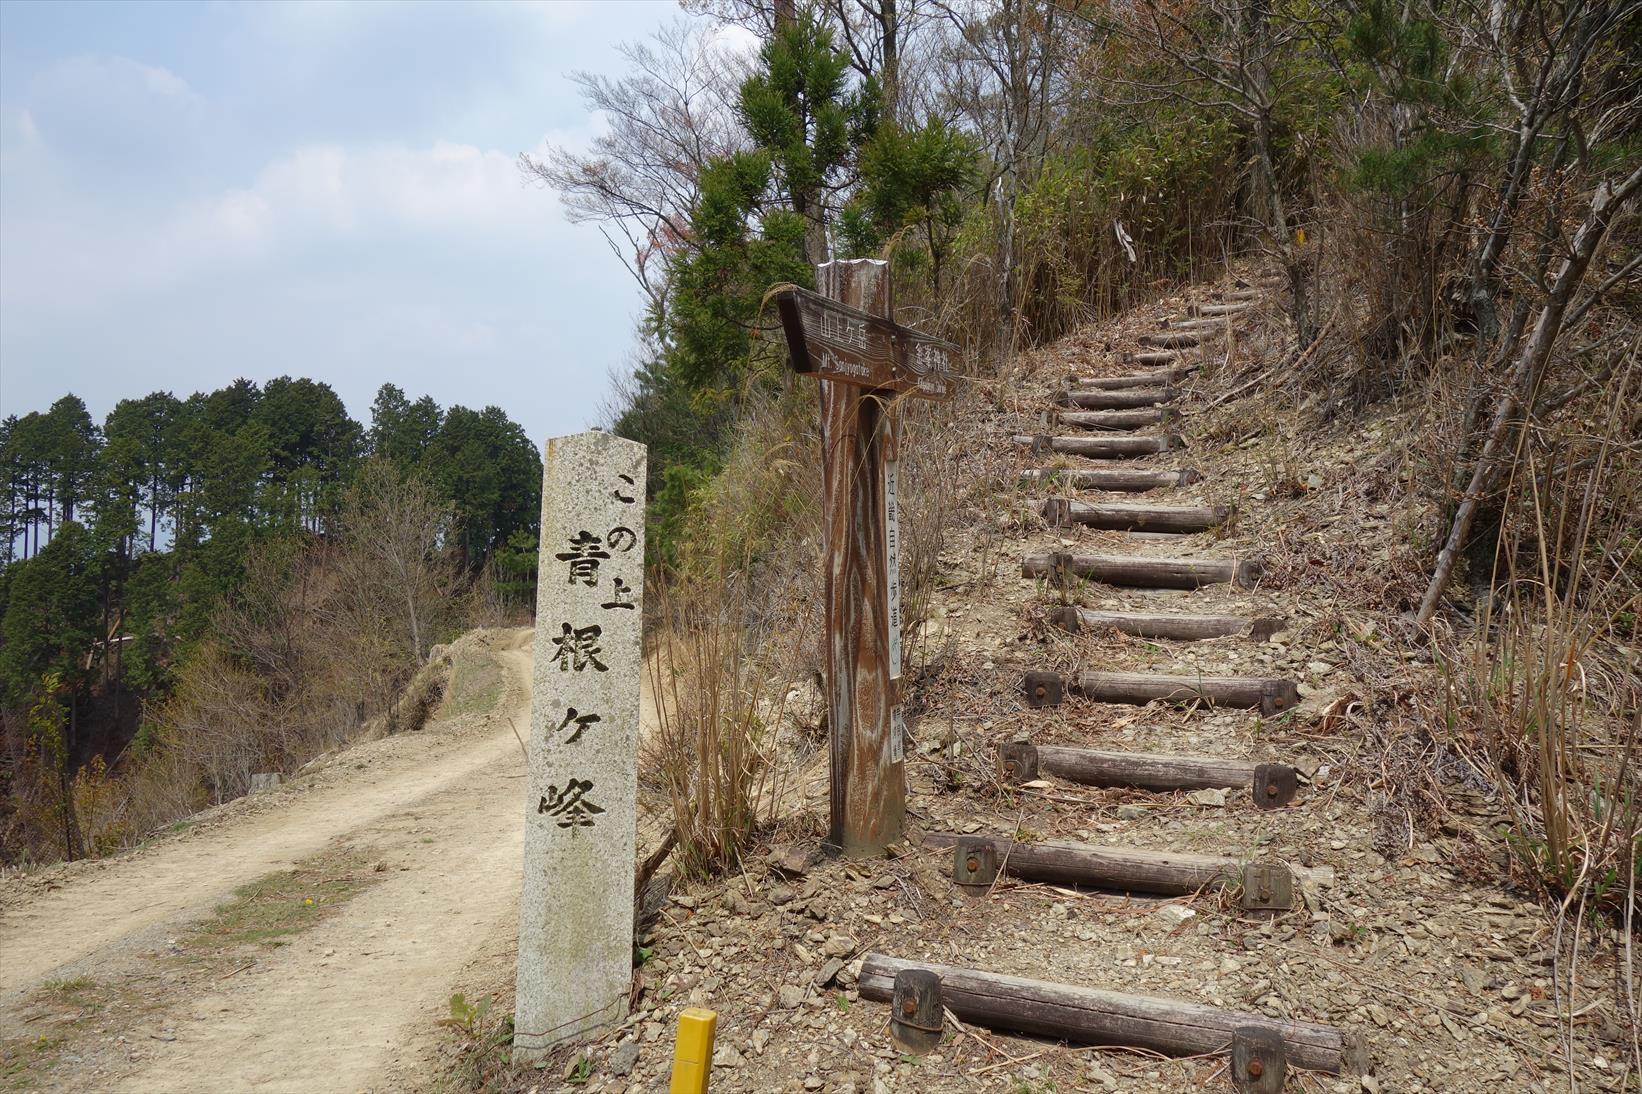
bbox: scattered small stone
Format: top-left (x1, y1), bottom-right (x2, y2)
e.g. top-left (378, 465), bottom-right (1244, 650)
top-left (780, 984), bottom-right (807, 1009)
top-left (1188, 788), bottom-right (1226, 807)
top-left (712, 1044), bottom-right (745, 1068)
top-left (608, 1042), bottom-right (639, 1076)
top-left (1117, 805), bottom-right (1147, 820)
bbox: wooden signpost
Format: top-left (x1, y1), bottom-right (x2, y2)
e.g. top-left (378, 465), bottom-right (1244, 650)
top-left (774, 261), bottom-right (957, 856)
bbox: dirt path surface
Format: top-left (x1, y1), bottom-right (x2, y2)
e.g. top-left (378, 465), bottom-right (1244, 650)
top-left (0, 628), bottom-right (537, 1092)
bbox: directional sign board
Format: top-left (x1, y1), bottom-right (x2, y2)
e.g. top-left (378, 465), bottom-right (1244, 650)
top-left (775, 286), bottom-right (958, 400)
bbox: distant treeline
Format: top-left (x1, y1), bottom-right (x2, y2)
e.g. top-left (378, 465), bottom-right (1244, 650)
top-left (0, 379), bottom-right (541, 862)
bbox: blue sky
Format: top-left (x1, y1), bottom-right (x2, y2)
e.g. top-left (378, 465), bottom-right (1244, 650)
top-left (0, 0), bottom-right (693, 447)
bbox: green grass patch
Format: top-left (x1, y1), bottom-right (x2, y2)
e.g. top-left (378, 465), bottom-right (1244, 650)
top-left (181, 851), bottom-right (376, 953)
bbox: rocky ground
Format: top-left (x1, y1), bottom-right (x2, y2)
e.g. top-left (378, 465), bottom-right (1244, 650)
top-left (466, 268), bottom-right (1632, 1093)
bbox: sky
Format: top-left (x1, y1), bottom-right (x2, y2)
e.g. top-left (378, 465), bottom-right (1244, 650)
top-left (0, 0), bottom-right (699, 448)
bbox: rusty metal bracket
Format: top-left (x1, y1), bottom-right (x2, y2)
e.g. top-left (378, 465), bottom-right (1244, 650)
top-left (951, 836), bottom-right (1000, 891)
top-left (1239, 863), bottom-right (1293, 913)
top-left (998, 741), bottom-right (1039, 783)
top-left (1022, 671), bottom-right (1064, 709)
top-left (1231, 1025), bottom-right (1287, 1093)
top-left (1251, 764), bottom-right (1297, 810)
top-left (889, 969), bottom-right (944, 1052)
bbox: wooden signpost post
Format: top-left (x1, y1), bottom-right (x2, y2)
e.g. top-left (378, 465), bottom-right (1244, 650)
top-left (774, 260), bottom-right (957, 856)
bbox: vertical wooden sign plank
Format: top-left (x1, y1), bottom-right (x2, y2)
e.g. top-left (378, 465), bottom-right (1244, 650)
top-left (515, 430), bottom-right (646, 1061)
top-left (818, 259), bottom-right (906, 856)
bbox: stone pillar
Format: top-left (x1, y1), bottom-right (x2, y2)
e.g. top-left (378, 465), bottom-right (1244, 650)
top-left (515, 430), bottom-right (645, 1060)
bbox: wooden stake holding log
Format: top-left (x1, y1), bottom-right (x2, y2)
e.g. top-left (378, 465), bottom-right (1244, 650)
top-left (1052, 605), bottom-right (1285, 640)
top-left (1056, 388), bottom-right (1174, 410)
top-left (857, 955), bottom-right (1361, 1074)
top-left (1020, 468), bottom-right (1203, 491)
top-left (1023, 669), bottom-right (1300, 715)
top-left (999, 741), bottom-right (1299, 807)
top-left (1023, 551), bottom-right (1262, 589)
top-left (1014, 434), bottom-right (1182, 459)
top-left (923, 832), bottom-right (1243, 895)
top-left (1039, 499), bottom-right (1230, 533)
top-left (1055, 408), bottom-right (1176, 430)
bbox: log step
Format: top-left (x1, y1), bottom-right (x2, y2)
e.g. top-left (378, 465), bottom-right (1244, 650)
top-left (1189, 302), bottom-right (1252, 317)
top-left (1138, 331), bottom-right (1200, 349)
top-left (1039, 499), bottom-right (1230, 533)
top-left (859, 955), bottom-right (1360, 1075)
top-left (1165, 317), bottom-right (1236, 334)
top-left (1123, 349), bottom-right (1189, 366)
top-left (1052, 605), bottom-right (1284, 640)
top-left (1056, 388), bottom-right (1173, 410)
top-left (1222, 289), bottom-right (1264, 302)
top-left (1023, 669), bottom-right (1300, 715)
top-left (925, 831), bottom-right (1255, 896)
top-left (998, 741), bottom-right (1298, 807)
top-left (1055, 408), bottom-right (1176, 431)
top-left (1014, 435), bottom-right (1182, 459)
top-left (1023, 551), bottom-right (1261, 589)
top-left (1069, 368), bottom-right (1193, 390)
top-left (1019, 468), bottom-right (1203, 492)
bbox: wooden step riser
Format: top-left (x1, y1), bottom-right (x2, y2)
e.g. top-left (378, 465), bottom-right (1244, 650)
top-left (1138, 332), bottom-right (1201, 349)
top-left (1055, 409), bottom-right (1176, 431)
top-left (1057, 389), bottom-right (1174, 410)
top-left (1020, 469), bottom-right (1204, 492)
top-left (1014, 435), bottom-right (1182, 459)
top-left (998, 741), bottom-right (1298, 807)
top-left (859, 955), bottom-right (1358, 1075)
top-left (1023, 670), bottom-right (1300, 715)
top-left (1052, 606), bottom-right (1285, 640)
top-left (925, 832), bottom-right (1242, 896)
top-left (1123, 350), bottom-right (1190, 366)
top-left (1023, 552), bottom-right (1262, 589)
top-left (1068, 370), bottom-right (1192, 390)
top-left (1039, 499), bottom-right (1229, 533)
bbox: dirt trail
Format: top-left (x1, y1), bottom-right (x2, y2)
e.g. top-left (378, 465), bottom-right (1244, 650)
top-left (0, 629), bottom-right (539, 1092)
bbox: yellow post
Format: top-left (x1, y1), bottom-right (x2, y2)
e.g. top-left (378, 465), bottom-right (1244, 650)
top-left (668, 1007), bottom-right (717, 1094)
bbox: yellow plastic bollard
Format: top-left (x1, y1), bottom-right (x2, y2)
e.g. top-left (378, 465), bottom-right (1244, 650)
top-left (668, 1007), bottom-right (717, 1094)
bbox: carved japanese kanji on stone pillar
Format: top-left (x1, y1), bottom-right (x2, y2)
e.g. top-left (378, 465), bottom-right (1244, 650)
top-left (514, 430), bottom-right (645, 1061)
top-left (774, 260), bottom-right (958, 856)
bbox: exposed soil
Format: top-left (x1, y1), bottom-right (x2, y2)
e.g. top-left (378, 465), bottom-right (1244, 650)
top-left (0, 628), bottom-right (537, 1093)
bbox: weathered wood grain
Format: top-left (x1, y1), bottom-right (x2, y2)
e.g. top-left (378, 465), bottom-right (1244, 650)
top-left (1069, 367), bottom-right (1194, 389)
top-left (816, 260), bottom-right (904, 855)
top-left (1025, 670), bottom-right (1300, 714)
top-left (1055, 408), bottom-right (1176, 430)
top-left (1189, 302), bottom-right (1253, 317)
top-left (1019, 468), bottom-right (1203, 491)
top-left (923, 832), bottom-right (1242, 894)
top-left (1022, 551), bottom-right (1262, 589)
top-left (1013, 434), bottom-right (1183, 459)
top-left (1056, 388), bottom-right (1174, 410)
top-left (1052, 606), bottom-right (1285, 640)
top-left (1123, 349), bottom-right (1188, 365)
top-left (1139, 331), bottom-right (1201, 348)
top-left (1037, 745), bottom-right (1261, 791)
top-left (1039, 499), bottom-right (1230, 533)
top-left (858, 955), bottom-right (1355, 1072)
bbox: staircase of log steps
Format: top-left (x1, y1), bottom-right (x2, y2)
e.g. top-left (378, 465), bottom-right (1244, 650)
top-left (862, 274), bottom-right (1369, 1089)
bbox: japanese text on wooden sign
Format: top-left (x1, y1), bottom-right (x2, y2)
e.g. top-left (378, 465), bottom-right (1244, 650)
top-left (774, 286), bottom-right (958, 400)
